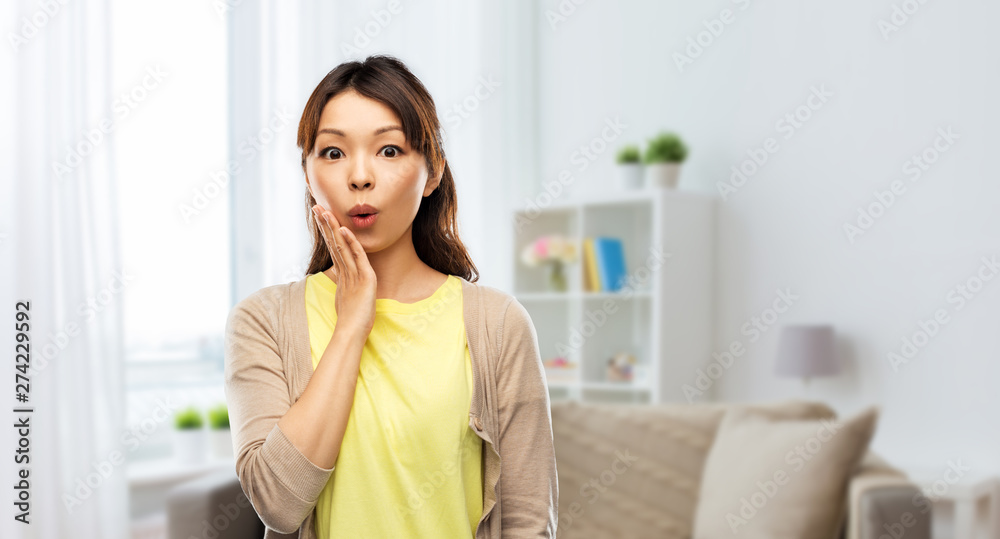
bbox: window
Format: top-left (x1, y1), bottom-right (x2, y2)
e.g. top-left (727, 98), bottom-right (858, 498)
top-left (111, 1), bottom-right (229, 389)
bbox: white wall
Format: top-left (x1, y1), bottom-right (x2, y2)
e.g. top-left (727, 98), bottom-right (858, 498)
top-left (532, 0), bottom-right (1000, 474)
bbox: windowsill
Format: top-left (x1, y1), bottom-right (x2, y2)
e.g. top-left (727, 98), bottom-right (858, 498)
top-left (126, 359), bottom-right (224, 390)
top-left (127, 455), bottom-right (235, 489)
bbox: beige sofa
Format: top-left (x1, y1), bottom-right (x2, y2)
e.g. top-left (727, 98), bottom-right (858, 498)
top-left (167, 399), bottom-right (929, 539)
top-left (550, 399), bottom-right (930, 539)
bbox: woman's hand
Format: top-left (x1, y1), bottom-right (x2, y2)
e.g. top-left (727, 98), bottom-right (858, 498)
top-left (312, 204), bottom-right (377, 337)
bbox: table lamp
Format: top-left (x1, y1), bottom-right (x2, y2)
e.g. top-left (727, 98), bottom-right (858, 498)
top-left (774, 324), bottom-right (839, 386)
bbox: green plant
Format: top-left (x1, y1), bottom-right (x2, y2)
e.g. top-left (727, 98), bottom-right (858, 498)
top-left (208, 403), bottom-right (230, 430)
top-left (174, 406), bottom-right (204, 430)
top-left (615, 145), bottom-right (641, 164)
top-left (643, 132), bottom-right (688, 164)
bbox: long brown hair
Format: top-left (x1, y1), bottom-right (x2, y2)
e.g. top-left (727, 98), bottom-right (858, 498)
top-left (297, 55), bottom-right (479, 283)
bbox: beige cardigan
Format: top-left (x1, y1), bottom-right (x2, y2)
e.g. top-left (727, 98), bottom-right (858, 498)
top-left (223, 275), bottom-right (559, 538)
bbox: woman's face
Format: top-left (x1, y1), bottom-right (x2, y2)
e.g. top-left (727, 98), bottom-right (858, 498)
top-left (305, 89), bottom-right (441, 253)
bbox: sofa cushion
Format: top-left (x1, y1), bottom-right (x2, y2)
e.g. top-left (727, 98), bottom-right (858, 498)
top-left (549, 399), bottom-right (836, 539)
top-left (691, 406), bottom-right (878, 539)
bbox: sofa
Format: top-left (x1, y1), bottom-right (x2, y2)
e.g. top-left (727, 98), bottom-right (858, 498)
top-left (166, 468), bottom-right (264, 539)
top-left (550, 399), bottom-right (929, 539)
top-left (167, 399), bottom-right (929, 539)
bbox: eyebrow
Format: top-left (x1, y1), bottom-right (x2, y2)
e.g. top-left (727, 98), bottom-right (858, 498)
top-left (317, 125), bottom-right (403, 137)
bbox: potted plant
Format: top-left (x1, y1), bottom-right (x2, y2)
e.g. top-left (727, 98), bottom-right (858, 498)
top-left (643, 132), bottom-right (688, 188)
top-left (615, 145), bottom-right (643, 190)
top-left (208, 403), bottom-right (233, 460)
top-left (520, 234), bottom-right (578, 292)
top-left (173, 406), bottom-right (206, 464)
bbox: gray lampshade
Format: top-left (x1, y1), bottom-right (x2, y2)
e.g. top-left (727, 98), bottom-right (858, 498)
top-left (775, 325), bottom-right (839, 378)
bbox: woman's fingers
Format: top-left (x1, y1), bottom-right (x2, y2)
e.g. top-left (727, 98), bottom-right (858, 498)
top-left (325, 211), bottom-right (359, 277)
top-left (341, 227), bottom-right (372, 278)
top-left (313, 206), bottom-right (344, 278)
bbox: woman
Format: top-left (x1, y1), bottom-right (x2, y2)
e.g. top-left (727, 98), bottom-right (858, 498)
top-left (223, 55), bottom-right (558, 538)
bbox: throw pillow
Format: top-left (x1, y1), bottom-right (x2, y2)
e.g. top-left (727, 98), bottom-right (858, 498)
top-left (691, 406), bottom-right (879, 539)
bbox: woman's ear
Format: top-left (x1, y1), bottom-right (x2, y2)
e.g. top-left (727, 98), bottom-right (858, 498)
top-left (423, 161), bottom-right (445, 197)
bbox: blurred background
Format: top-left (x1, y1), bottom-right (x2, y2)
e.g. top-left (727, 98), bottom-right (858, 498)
top-left (2, 0), bottom-right (998, 538)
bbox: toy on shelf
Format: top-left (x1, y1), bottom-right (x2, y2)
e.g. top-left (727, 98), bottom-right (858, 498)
top-left (605, 351), bottom-right (636, 382)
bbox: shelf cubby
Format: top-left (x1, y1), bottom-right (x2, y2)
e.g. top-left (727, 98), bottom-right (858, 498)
top-left (511, 187), bottom-right (714, 404)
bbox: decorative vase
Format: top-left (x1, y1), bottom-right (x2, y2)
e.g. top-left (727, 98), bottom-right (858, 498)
top-left (616, 163), bottom-right (643, 190)
top-left (209, 428), bottom-right (234, 459)
top-left (173, 428), bottom-right (206, 464)
top-left (547, 260), bottom-right (567, 292)
top-left (644, 162), bottom-right (681, 188)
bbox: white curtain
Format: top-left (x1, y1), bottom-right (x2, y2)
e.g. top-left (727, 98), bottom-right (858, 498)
top-left (0, 1), bottom-right (129, 538)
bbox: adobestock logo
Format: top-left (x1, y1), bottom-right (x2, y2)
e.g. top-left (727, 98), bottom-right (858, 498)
top-left (717, 84), bottom-right (833, 200)
top-left (186, 490), bottom-right (255, 539)
top-left (7, 0), bottom-right (70, 53)
top-left (63, 396), bottom-right (179, 514)
top-left (27, 268), bottom-right (137, 379)
top-left (52, 65), bottom-right (169, 178)
top-left (558, 448), bottom-right (639, 532)
top-left (888, 254), bottom-right (998, 372)
top-left (179, 107), bottom-right (292, 224)
top-left (911, 459), bottom-right (971, 511)
top-left (554, 246), bottom-right (671, 358)
top-left (544, 0), bottom-right (590, 31)
top-left (725, 418), bottom-right (844, 533)
top-left (178, 161), bottom-right (241, 224)
top-left (442, 75), bottom-right (502, 135)
top-left (236, 108), bottom-right (294, 162)
top-left (683, 288), bottom-right (799, 402)
top-left (842, 126), bottom-right (959, 244)
top-left (877, 0), bottom-right (932, 41)
top-left (513, 116), bottom-right (628, 232)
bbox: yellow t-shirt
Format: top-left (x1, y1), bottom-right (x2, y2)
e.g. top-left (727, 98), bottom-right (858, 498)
top-left (305, 271), bottom-right (483, 538)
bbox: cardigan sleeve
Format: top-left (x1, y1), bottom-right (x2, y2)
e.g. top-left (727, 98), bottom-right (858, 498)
top-left (223, 293), bottom-right (335, 534)
top-left (494, 298), bottom-right (559, 537)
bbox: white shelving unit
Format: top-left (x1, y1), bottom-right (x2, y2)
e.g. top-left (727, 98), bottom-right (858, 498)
top-left (512, 187), bottom-right (714, 404)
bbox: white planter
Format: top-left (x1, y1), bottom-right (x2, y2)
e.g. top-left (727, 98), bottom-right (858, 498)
top-left (209, 428), bottom-right (234, 459)
top-left (644, 162), bottom-right (682, 188)
top-left (616, 164), bottom-right (644, 190)
top-left (173, 428), bottom-right (207, 464)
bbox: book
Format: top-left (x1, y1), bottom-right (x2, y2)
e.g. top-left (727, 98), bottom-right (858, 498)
top-left (592, 237), bottom-right (627, 292)
top-left (583, 238), bottom-right (601, 291)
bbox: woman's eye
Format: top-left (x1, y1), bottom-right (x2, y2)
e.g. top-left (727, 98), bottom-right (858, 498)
top-left (320, 147), bottom-right (342, 159)
top-left (380, 145), bottom-right (403, 158)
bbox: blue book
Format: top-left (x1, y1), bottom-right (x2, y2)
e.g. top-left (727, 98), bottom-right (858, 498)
top-left (593, 237), bottom-right (627, 291)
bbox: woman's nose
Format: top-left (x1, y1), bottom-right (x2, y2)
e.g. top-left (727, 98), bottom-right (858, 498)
top-left (350, 178), bottom-right (373, 190)
top-left (349, 160), bottom-right (374, 190)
